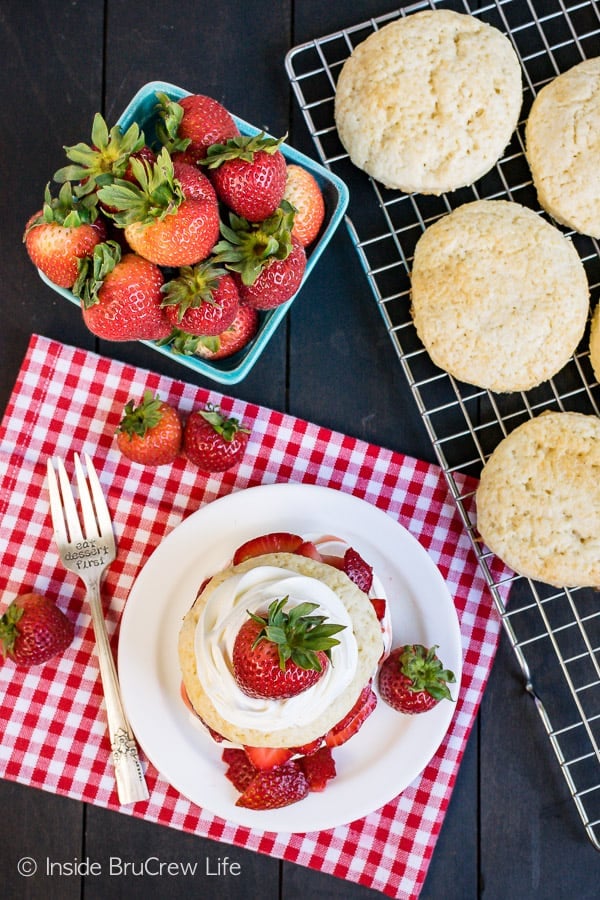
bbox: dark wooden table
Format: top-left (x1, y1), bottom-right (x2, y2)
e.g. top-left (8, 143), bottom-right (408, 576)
top-left (2, 1), bottom-right (599, 897)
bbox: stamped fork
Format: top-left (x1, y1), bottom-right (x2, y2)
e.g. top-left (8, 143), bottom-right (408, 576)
top-left (46, 452), bottom-right (149, 805)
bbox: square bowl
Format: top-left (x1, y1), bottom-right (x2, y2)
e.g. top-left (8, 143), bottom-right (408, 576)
top-left (38, 80), bottom-right (349, 384)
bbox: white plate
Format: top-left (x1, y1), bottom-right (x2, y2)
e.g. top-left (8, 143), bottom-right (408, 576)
top-left (118, 483), bottom-right (463, 832)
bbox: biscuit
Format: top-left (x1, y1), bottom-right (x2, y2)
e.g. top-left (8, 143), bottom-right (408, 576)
top-left (410, 200), bottom-right (589, 392)
top-left (525, 57), bottom-right (600, 238)
top-left (334, 9), bottom-right (522, 195)
top-left (178, 552), bottom-right (383, 748)
top-left (589, 302), bottom-right (600, 382)
top-left (476, 411), bottom-right (600, 588)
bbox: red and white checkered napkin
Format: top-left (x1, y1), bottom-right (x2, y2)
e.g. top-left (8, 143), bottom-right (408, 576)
top-left (0, 334), bottom-right (507, 899)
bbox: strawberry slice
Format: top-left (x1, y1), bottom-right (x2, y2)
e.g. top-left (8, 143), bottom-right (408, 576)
top-left (370, 598), bottom-right (387, 621)
top-left (319, 554), bottom-right (344, 570)
top-left (243, 745), bottom-right (293, 770)
top-left (299, 746), bottom-right (336, 792)
top-left (343, 547), bottom-right (374, 592)
top-left (236, 760), bottom-right (310, 809)
top-left (222, 748), bottom-right (257, 792)
top-left (291, 737), bottom-right (324, 756)
top-left (232, 532), bottom-right (304, 565)
top-left (296, 540), bottom-right (322, 561)
top-left (325, 683), bottom-right (378, 748)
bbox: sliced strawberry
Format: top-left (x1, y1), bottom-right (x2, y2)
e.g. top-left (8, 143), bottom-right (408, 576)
top-left (235, 760), bottom-right (310, 810)
top-left (370, 598), bottom-right (386, 621)
top-left (325, 683), bottom-right (377, 748)
top-left (343, 546), bottom-right (374, 593)
top-left (319, 554), bottom-right (344, 570)
top-left (296, 540), bottom-right (323, 561)
top-left (291, 737), bottom-right (323, 756)
top-left (243, 745), bottom-right (293, 770)
top-left (222, 748), bottom-right (257, 792)
top-left (232, 532), bottom-right (304, 565)
top-left (299, 746), bottom-right (336, 792)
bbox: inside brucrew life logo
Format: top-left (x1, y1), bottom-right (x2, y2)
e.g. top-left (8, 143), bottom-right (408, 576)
top-left (41, 856), bottom-right (242, 877)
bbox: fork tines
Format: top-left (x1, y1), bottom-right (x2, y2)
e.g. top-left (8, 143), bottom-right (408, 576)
top-left (47, 453), bottom-right (115, 549)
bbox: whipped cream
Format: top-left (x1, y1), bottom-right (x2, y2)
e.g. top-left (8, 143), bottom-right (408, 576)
top-left (194, 565), bottom-right (359, 733)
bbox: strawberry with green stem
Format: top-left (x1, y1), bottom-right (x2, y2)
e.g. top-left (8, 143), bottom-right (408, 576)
top-left (214, 201), bottom-right (307, 310)
top-left (0, 593), bottom-right (74, 667)
top-left (232, 596), bottom-right (346, 700)
top-left (183, 404), bottom-right (250, 472)
top-left (155, 92), bottom-right (239, 163)
top-left (23, 182), bottom-right (106, 288)
top-left (378, 644), bottom-right (456, 715)
top-left (161, 259), bottom-right (240, 336)
top-left (97, 148), bottom-right (220, 267)
top-left (201, 131), bottom-right (288, 222)
top-left (158, 303), bottom-right (259, 361)
top-left (53, 112), bottom-right (155, 203)
top-left (116, 390), bottom-right (183, 466)
top-left (74, 240), bottom-right (169, 341)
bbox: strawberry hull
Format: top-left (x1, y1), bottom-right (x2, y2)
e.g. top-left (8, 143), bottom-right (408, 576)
top-left (38, 80), bottom-right (349, 385)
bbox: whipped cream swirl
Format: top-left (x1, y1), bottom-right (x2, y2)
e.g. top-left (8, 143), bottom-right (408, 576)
top-left (194, 565), bottom-right (359, 733)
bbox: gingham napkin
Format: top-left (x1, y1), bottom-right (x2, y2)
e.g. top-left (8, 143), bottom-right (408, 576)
top-left (0, 334), bottom-right (506, 899)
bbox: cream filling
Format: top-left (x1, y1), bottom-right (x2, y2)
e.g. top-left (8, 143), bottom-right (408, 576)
top-left (194, 565), bottom-right (359, 733)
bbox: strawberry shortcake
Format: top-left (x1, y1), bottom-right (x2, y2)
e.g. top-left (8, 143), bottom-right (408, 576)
top-left (178, 532), bottom-right (388, 809)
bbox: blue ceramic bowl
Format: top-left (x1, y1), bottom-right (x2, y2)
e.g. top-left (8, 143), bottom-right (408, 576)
top-left (39, 80), bottom-right (349, 384)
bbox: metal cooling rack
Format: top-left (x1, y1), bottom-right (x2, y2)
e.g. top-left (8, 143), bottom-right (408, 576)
top-left (286, 0), bottom-right (600, 848)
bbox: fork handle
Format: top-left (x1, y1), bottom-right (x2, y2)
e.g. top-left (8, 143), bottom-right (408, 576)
top-left (87, 582), bottom-right (149, 805)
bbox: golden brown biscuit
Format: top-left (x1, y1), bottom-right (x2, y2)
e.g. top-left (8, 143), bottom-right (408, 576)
top-left (476, 411), bottom-right (600, 587)
top-left (334, 9), bottom-right (522, 194)
top-left (410, 200), bottom-right (589, 392)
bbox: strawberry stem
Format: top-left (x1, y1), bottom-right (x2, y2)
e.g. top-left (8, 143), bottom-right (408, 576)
top-left (248, 596), bottom-right (345, 672)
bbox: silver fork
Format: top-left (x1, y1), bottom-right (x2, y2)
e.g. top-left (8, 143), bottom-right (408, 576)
top-left (46, 452), bottom-right (149, 805)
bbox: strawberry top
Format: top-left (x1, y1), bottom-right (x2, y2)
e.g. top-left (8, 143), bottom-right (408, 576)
top-left (201, 132), bottom-right (288, 221)
top-left (232, 596), bottom-right (345, 700)
top-left (53, 112), bottom-right (148, 197)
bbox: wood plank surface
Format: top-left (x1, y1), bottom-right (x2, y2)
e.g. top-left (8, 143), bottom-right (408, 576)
top-left (1, 1), bottom-right (599, 898)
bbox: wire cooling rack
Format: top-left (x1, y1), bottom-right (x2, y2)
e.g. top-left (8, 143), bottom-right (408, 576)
top-left (286, 0), bottom-right (600, 849)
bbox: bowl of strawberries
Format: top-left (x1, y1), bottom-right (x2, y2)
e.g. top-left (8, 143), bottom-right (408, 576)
top-left (25, 81), bottom-right (349, 384)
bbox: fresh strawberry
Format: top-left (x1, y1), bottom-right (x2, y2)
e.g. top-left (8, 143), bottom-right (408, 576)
top-left (283, 164), bottom-right (326, 247)
top-left (115, 389), bottom-right (182, 466)
top-left (193, 305), bottom-right (259, 360)
top-left (183, 404), bottom-right (250, 472)
top-left (215, 203), bottom-right (307, 310)
top-left (242, 745), bottom-right (293, 771)
top-left (232, 532), bottom-right (304, 564)
top-left (235, 760), bottom-right (309, 809)
top-left (296, 540), bottom-right (322, 561)
top-left (236, 236), bottom-right (306, 310)
top-left (232, 597), bottom-right (344, 700)
top-left (161, 260), bottom-right (240, 336)
top-left (222, 748), bottom-right (257, 792)
top-left (299, 746), bottom-right (336, 792)
top-left (74, 241), bottom-right (170, 341)
top-left (370, 598), bottom-right (386, 621)
top-left (325, 683), bottom-right (377, 748)
top-left (343, 546), bottom-right (373, 593)
top-left (0, 593), bottom-right (74, 667)
top-left (202, 132), bottom-right (287, 221)
top-left (23, 183), bottom-right (106, 288)
top-left (378, 644), bottom-right (456, 715)
top-left (156, 92), bottom-right (239, 163)
top-left (291, 737), bottom-right (324, 756)
top-left (97, 148), bottom-right (220, 267)
top-left (172, 160), bottom-right (218, 203)
top-left (53, 113), bottom-right (154, 204)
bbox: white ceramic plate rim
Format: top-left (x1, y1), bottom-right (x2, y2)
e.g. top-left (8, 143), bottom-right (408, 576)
top-left (118, 483), bottom-right (463, 833)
